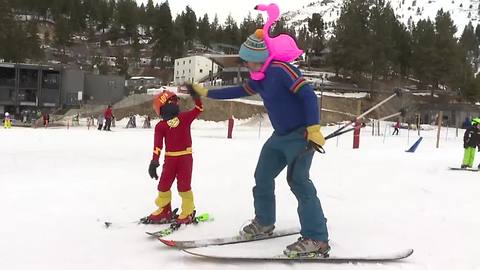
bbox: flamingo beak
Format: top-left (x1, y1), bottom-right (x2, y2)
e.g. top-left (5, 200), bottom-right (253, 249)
top-left (254, 5), bottom-right (259, 10)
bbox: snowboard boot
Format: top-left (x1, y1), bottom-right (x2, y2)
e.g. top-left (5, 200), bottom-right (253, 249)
top-left (461, 164), bottom-right (467, 169)
top-left (239, 218), bottom-right (275, 239)
top-left (283, 237), bottom-right (331, 258)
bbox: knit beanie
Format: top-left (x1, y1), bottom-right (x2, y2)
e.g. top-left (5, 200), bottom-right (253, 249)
top-left (239, 29), bottom-right (269, 63)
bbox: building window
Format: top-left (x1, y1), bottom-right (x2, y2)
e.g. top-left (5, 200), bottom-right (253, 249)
top-left (183, 70), bottom-right (185, 74)
top-left (189, 60), bottom-right (191, 64)
top-left (189, 69), bottom-right (191, 73)
top-left (200, 69), bottom-right (203, 73)
top-left (183, 61), bottom-right (185, 65)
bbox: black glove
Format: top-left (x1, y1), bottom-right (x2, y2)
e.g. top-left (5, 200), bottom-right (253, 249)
top-left (148, 160), bottom-right (159, 180)
top-left (185, 84), bottom-right (200, 99)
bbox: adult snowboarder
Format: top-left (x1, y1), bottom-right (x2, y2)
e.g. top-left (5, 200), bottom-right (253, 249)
top-left (462, 118), bottom-right (480, 169)
top-left (143, 90), bottom-right (203, 225)
top-left (189, 28), bottom-right (329, 257)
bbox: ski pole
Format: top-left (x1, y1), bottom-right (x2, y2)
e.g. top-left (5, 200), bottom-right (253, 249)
top-left (325, 88), bottom-right (402, 139)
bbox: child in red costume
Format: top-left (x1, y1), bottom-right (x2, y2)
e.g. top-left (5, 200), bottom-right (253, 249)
top-left (142, 90), bottom-right (203, 225)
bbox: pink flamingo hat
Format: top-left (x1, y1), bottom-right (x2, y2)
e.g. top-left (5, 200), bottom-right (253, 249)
top-left (250, 3), bottom-right (304, 80)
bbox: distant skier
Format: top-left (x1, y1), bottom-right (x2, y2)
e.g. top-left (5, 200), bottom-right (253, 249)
top-left (4, 112), bottom-right (12, 128)
top-left (461, 118), bottom-right (480, 169)
top-left (462, 117), bottom-right (472, 129)
top-left (189, 29), bottom-right (330, 257)
top-left (392, 120), bottom-right (400, 135)
top-left (143, 115), bottom-right (151, 129)
top-left (103, 105), bottom-right (113, 131)
top-left (97, 114), bottom-right (104, 130)
top-left (142, 89), bottom-right (203, 225)
top-left (42, 112), bottom-right (49, 128)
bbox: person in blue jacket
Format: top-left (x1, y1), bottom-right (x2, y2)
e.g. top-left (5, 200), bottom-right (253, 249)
top-left (189, 30), bottom-right (329, 258)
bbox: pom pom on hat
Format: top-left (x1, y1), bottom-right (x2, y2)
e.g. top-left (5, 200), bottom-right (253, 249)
top-left (255, 29), bottom-right (264, 40)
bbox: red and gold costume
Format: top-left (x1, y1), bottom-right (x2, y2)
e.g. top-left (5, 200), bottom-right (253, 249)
top-left (148, 91), bottom-right (203, 223)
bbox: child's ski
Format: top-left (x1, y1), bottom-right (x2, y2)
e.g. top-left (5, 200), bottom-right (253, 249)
top-left (146, 212), bottom-right (213, 237)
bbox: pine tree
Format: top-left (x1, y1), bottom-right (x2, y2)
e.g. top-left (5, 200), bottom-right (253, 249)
top-left (171, 15), bottom-right (186, 60)
top-left (411, 19), bottom-right (436, 89)
top-left (83, 0), bottom-right (99, 29)
top-left (328, 0), bottom-right (372, 80)
top-left (297, 25), bottom-right (309, 52)
top-left (210, 14), bottom-right (221, 43)
top-left (152, 1), bottom-right (173, 67)
top-left (456, 60), bottom-right (478, 101)
top-left (392, 22), bottom-right (412, 77)
top-left (183, 6), bottom-right (197, 48)
top-left (432, 9), bottom-right (459, 91)
top-left (460, 22), bottom-right (478, 57)
top-left (116, 0), bottom-right (139, 44)
top-left (198, 14), bottom-right (211, 46)
top-left (0, 0), bottom-right (29, 62)
top-left (308, 13), bottom-right (325, 54)
top-left (223, 14), bottom-right (240, 46)
top-left (368, 1), bottom-right (399, 81)
top-left (255, 14), bottom-right (264, 30)
top-left (97, 0), bottom-right (113, 34)
top-left (69, 0), bottom-right (86, 32)
top-left (138, 3), bottom-right (147, 34)
top-left (54, 15), bottom-right (73, 62)
top-left (24, 21), bottom-right (43, 61)
top-left (145, 0), bottom-right (155, 35)
top-left (240, 12), bottom-right (257, 45)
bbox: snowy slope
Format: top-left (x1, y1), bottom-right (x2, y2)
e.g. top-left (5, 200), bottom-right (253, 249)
top-left (284, 0), bottom-right (480, 37)
top-left (0, 121), bottom-right (479, 269)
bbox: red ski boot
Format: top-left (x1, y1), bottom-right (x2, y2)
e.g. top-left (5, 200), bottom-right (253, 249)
top-left (140, 204), bottom-right (175, 224)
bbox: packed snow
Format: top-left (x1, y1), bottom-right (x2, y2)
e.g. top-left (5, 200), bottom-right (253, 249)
top-left (0, 118), bottom-right (478, 269)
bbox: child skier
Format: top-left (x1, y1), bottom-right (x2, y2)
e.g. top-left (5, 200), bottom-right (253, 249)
top-left (142, 90), bottom-right (203, 225)
top-left (461, 118), bottom-right (480, 169)
top-left (4, 112), bottom-right (12, 128)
